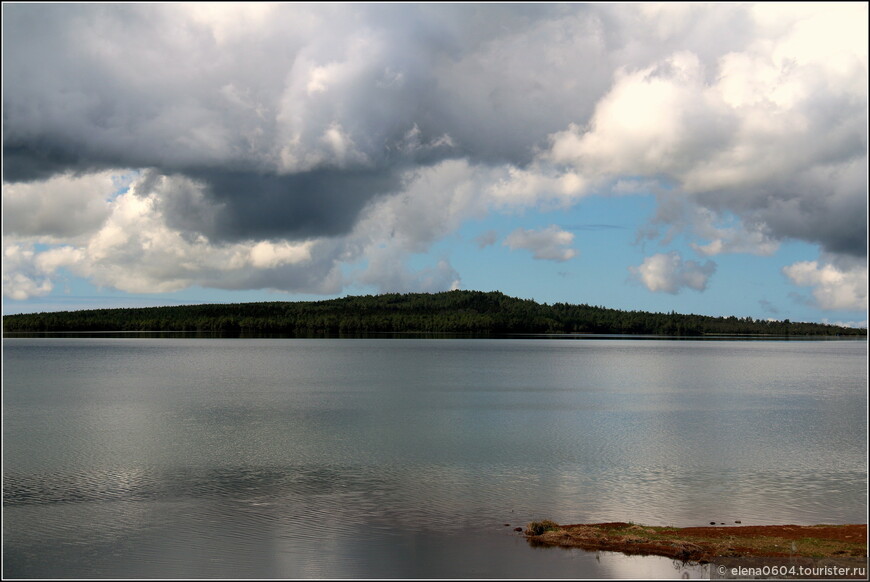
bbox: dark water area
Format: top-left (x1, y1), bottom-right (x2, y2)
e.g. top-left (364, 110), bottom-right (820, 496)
top-left (3, 338), bottom-right (866, 578)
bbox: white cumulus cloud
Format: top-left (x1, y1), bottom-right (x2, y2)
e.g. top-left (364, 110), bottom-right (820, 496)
top-left (2, 171), bottom-right (126, 240)
top-left (504, 226), bottom-right (577, 262)
top-left (2, 244), bottom-right (54, 300)
top-left (540, 4), bottom-right (867, 260)
top-left (783, 260), bottom-right (868, 311)
top-left (630, 252), bottom-right (717, 294)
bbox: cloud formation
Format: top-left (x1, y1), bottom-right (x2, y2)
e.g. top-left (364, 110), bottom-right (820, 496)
top-left (783, 260), bottom-right (868, 311)
top-left (544, 13), bottom-right (867, 258)
top-left (2, 171), bottom-right (123, 240)
top-left (2, 244), bottom-right (54, 300)
top-left (630, 252), bottom-right (717, 294)
top-left (504, 226), bottom-right (577, 262)
top-left (474, 230), bottom-right (499, 249)
top-left (2, 3), bottom-right (866, 313)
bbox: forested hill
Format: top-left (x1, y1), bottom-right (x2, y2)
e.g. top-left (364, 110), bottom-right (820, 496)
top-left (2, 290), bottom-right (866, 336)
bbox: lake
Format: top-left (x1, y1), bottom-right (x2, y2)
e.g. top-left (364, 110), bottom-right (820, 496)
top-left (3, 337), bottom-right (866, 578)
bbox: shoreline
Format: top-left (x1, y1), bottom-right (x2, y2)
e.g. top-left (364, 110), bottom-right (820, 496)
top-left (523, 522), bottom-right (868, 562)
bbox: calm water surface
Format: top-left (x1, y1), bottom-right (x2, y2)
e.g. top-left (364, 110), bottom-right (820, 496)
top-left (3, 338), bottom-right (867, 578)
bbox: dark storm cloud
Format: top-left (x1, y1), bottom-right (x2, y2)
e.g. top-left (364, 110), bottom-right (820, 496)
top-left (0, 3), bottom-right (720, 181)
top-left (3, 3), bottom-right (568, 241)
top-left (1, 4), bottom-right (419, 241)
top-left (164, 168), bottom-right (403, 242)
top-left (2, 143), bottom-right (106, 183)
top-left (695, 158), bottom-right (868, 258)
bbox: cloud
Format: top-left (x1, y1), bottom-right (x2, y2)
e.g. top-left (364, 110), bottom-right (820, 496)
top-left (486, 164), bottom-right (589, 209)
top-left (357, 159), bottom-right (487, 255)
top-left (2, 244), bottom-right (54, 300)
top-left (2, 160), bottom-right (484, 300)
top-left (630, 252), bottom-right (716, 294)
top-left (3, 4), bottom-right (608, 246)
top-left (158, 168), bottom-right (403, 242)
top-left (356, 248), bottom-right (461, 294)
top-left (2, 171), bottom-right (124, 240)
top-left (565, 223), bottom-right (626, 232)
top-left (821, 319), bottom-right (868, 330)
top-left (504, 226), bottom-right (577, 262)
top-left (4, 4), bottom-right (444, 244)
top-left (474, 230), bottom-right (499, 249)
top-left (2, 4), bottom-right (866, 307)
top-left (3, 185), bottom-right (342, 297)
top-left (644, 198), bottom-right (780, 256)
top-left (542, 4), bottom-right (867, 259)
top-left (783, 259), bottom-right (868, 311)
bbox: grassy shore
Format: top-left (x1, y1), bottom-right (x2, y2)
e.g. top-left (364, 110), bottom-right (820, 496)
top-left (524, 521), bottom-right (867, 562)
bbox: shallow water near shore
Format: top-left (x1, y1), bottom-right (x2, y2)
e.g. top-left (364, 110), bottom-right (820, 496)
top-left (3, 337), bottom-right (866, 578)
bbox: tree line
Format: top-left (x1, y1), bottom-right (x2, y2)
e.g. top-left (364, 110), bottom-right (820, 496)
top-left (2, 290), bottom-right (866, 336)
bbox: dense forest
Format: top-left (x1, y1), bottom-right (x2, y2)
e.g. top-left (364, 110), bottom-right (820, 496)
top-left (3, 290), bottom-right (865, 337)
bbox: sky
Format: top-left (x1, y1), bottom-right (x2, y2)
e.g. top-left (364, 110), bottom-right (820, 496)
top-left (2, 3), bottom-right (867, 326)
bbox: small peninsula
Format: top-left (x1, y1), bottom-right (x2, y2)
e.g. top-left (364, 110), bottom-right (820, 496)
top-left (523, 521), bottom-right (867, 562)
top-left (3, 290), bottom-right (866, 336)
